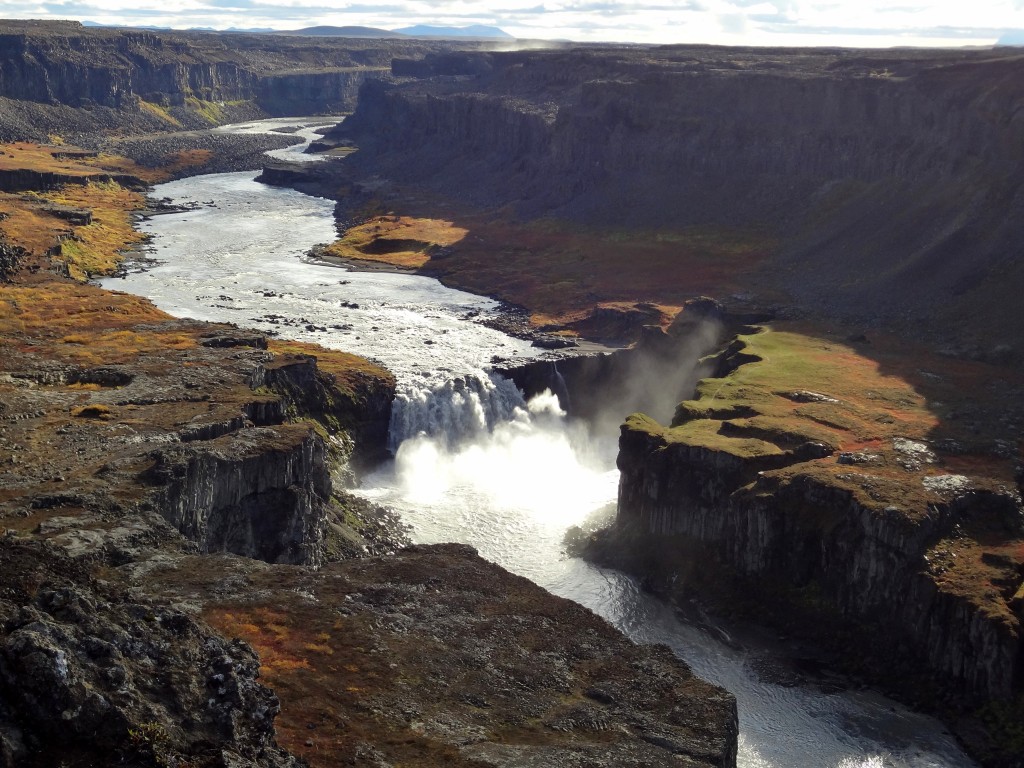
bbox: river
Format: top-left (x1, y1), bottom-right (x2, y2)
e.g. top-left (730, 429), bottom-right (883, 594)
top-left (101, 117), bottom-right (974, 768)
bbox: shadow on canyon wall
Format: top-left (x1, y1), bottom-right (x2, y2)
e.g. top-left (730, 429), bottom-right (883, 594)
top-left (329, 45), bottom-right (1024, 367)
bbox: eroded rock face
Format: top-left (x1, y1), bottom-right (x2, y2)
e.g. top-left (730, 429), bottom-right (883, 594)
top-left (144, 424), bottom-right (331, 566)
top-left (250, 352), bottom-right (396, 468)
top-left (611, 415), bottom-right (1024, 704)
top-left (0, 541), bottom-right (300, 768)
top-left (0, 19), bottom-right (498, 125)
top-left (0, 241), bottom-right (26, 282)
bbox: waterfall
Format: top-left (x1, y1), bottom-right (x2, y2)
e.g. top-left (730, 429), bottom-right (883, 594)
top-left (551, 361), bottom-right (571, 412)
top-left (387, 371), bottom-right (529, 453)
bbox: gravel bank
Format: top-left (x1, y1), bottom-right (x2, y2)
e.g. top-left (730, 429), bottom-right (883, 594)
top-left (104, 130), bottom-right (299, 179)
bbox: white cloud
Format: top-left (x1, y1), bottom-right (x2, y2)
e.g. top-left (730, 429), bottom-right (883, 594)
top-left (1, 0), bottom-right (1021, 45)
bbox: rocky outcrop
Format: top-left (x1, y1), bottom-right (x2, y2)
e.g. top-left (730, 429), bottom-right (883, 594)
top-left (251, 352), bottom-right (395, 468)
top-left (123, 345), bottom-right (394, 567)
top-left (255, 160), bottom-right (337, 197)
top-left (0, 541), bottom-right (299, 768)
top-left (614, 420), bottom-right (1023, 700)
top-left (0, 166), bottom-right (146, 193)
top-left (143, 424), bottom-right (331, 567)
top-left (0, 240), bottom-right (26, 282)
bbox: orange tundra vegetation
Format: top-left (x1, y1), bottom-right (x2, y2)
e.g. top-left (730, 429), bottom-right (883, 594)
top-left (325, 201), bottom-right (778, 328)
top-left (206, 599), bottom-right (429, 768)
top-left (0, 141), bottom-right (218, 280)
top-left (267, 338), bottom-right (395, 394)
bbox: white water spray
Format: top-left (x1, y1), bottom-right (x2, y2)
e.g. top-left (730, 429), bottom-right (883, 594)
top-left (385, 375), bottom-right (615, 529)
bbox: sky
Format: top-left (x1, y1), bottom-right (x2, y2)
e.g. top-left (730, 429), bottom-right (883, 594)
top-left (1, 0), bottom-right (1023, 47)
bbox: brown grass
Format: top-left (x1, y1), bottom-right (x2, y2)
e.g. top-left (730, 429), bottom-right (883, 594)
top-left (0, 140), bottom-right (216, 282)
top-left (331, 200), bottom-right (777, 325)
top-left (268, 338), bottom-right (395, 394)
top-left (44, 181), bottom-right (148, 279)
top-left (206, 595), bottom-right (452, 768)
top-left (663, 323), bottom-right (1020, 491)
top-left (324, 215), bottom-right (468, 269)
top-left (0, 283), bottom-right (197, 366)
top-left (0, 193), bottom-right (73, 255)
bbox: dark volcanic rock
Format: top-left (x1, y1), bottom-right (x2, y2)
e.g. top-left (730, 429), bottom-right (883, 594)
top-left (0, 19), bottom-right (511, 141)
top-left (0, 166), bottom-right (146, 193)
top-left (0, 541), bottom-right (299, 768)
top-left (141, 543), bottom-right (740, 768)
top-left (0, 240), bottom-right (27, 282)
top-left (256, 160), bottom-right (338, 196)
top-left (610, 413), bottom-right (1024, 703)
top-left (143, 424), bottom-right (333, 566)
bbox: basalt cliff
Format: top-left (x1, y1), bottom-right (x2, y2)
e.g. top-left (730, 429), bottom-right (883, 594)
top-left (330, 46), bottom-right (1024, 362)
top-left (0, 19), bottom-right (506, 142)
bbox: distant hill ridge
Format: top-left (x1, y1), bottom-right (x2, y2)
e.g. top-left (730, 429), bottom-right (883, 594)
top-left (392, 24), bottom-right (513, 39)
top-left (80, 20), bottom-right (513, 39)
top-left (281, 25), bottom-right (401, 38)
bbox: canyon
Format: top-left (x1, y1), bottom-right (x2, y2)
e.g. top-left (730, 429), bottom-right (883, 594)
top-left (0, 30), bottom-right (740, 764)
top-left (0, 18), bottom-right (1022, 767)
top-left (277, 44), bottom-right (1024, 764)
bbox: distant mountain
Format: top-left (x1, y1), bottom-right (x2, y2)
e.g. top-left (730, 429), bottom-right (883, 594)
top-left (392, 24), bottom-right (513, 39)
top-left (281, 25), bottom-right (403, 38)
top-left (197, 26), bottom-right (276, 33)
top-left (82, 21), bottom-right (169, 30)
top-left (81, 21), bottom-right (276, 33)
top-left (996, 29), bottom-right (1024, 46)
top-left (79, 20), bottom-right (512, 39)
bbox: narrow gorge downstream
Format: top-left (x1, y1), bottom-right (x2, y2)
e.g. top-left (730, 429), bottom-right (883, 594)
top-left (102, 119), bottom-right (974, 768)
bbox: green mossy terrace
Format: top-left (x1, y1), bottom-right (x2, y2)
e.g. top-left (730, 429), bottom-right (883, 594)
top-left (627, 323), bottom-right (1021, 509)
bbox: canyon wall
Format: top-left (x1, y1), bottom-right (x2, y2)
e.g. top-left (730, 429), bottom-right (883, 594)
top-left (615, 420), bottom-right (1022, 702)
top-left (138, 347), bottom-right (396, 567)
top-left (0, 20), bottom-right (491, 123)
top-left (145, 424), bottom-right (332, 566)
top-left (337, 47), bottom-right (1024, 360)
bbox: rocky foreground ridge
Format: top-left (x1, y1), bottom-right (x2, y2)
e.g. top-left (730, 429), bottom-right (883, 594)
top-left (0, 122), bottom-right (739, 764)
